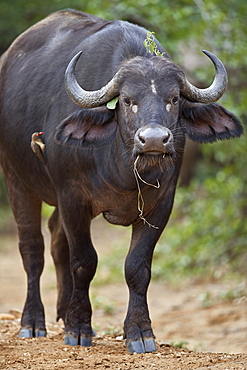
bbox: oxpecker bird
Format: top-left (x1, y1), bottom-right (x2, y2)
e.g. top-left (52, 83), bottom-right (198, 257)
top-left (31, 132), bottom-right (45, 163)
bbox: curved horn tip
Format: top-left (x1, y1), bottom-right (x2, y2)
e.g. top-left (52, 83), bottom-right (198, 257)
top-left (202, 50), bottom-right (213, 57)
top-left (74, 50), bottom-right (83, 59)
top-left (202, 49), bottom-right (228, 83)
top-left (65, 51), bottom-right (83, 82)
top-left (201, 50), bottom-right (227, 70)
top-left (70, 51), bottom-right (83, 66)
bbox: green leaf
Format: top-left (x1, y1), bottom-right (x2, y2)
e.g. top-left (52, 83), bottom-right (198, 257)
top-left (143, 31), bottom-right (165, 57)
top-left (106, 96), bottom-right (119, 110)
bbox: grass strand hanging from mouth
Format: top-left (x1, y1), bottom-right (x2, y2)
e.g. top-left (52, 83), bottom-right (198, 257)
top-left (133, 156), bottom-right (160, 189)
top-left (133, 155), bottom-right (160, 229)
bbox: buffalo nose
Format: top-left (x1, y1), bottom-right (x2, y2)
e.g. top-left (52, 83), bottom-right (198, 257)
top-left (134, 126), bottom-right (173, 154)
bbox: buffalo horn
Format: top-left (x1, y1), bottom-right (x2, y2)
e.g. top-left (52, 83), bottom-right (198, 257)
top-left (65, 51), bottom-right (121, 108)
top-left (181, 50), bottom-right (228, 103)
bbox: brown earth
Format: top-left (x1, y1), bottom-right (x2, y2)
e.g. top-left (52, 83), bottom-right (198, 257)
top-left (0, 216), bottom-right (246, 369)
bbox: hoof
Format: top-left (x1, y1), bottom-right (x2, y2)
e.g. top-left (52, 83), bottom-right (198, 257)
top-left (35, 329), bottom-right (46, 337)
top-left (19, 328), bottom-right (33, 338)
top-left (80, 335), bottom-right (92, 347)
top-left (126, 338), bottom-right (156, 353)
top-left (144, 338), bottom-right (156, 352)
top-left (19, 327), bottom-right (47, 338)
top-left (64, 334), bottom-right (79, 346)
top-left (64, 333), bottom-right (92, 347)
top-left (126, 339), bottom-right (145, 353)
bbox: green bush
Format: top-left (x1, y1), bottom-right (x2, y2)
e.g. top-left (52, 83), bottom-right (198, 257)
top-left (153, 159), bottom-right (246, 282)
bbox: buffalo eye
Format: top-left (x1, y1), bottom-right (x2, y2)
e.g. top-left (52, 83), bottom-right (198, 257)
top-left (172, 96), bottom-right (179, 105)
top-left (124, 97), bottom-right (131, 106)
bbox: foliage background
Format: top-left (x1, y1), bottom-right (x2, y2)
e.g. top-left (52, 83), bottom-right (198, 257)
top-left (0, 0), bottom-right (246, 282)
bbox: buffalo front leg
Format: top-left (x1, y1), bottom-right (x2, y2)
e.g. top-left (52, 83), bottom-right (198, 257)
top-left (18, 218), bottom-right (46, 338)
top-left (124, 200), bottom-right (173, 353)
top-left (3, 170), bottom-right (46, 338)
top-left (58, 199), bottom-right (97, 347)
top-left (49, 207), bottom-right (73, 322)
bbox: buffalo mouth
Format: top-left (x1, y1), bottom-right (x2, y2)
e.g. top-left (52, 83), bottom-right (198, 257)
top-left (142, 150), bottom-right (174, 157)
top-left (143, 150), bottom-right (165, 156)
top-left (133, 149), bottom-right (175, 173)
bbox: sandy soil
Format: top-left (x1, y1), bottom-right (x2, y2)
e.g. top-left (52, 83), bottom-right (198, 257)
top-left (0, 216), bottom-right (246, 369)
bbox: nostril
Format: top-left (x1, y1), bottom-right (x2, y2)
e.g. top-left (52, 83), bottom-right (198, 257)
top-left (163, 135), bottom-right (170, 144)
top-left (138, 134), bottom-right (145, 144)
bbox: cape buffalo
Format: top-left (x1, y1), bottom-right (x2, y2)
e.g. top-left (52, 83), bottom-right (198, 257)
top-left (0, 9), bottom-right (243, 353)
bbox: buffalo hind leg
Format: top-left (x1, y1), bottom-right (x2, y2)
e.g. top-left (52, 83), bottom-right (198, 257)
top-left (48, 207), bottom-right (73, 322)
top-left (63, 229), bottom-right (97, 347)
top-left (2, 167), bottom-right (46, 338)
top-left (58, 198), bottom-right (97, 347)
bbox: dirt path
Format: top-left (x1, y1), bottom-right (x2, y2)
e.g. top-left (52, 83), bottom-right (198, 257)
top-left (0, 216), bottom-right (246, 369)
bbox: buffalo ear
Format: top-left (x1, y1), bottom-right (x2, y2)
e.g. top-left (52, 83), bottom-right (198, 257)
top-left (180, 101), bottom-right (243, 143)
top-left (55, 107), bottom-right (117, 146)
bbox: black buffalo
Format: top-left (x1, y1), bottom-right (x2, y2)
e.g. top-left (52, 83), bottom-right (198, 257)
top-left (0, 9), bottom-right (243, 353)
